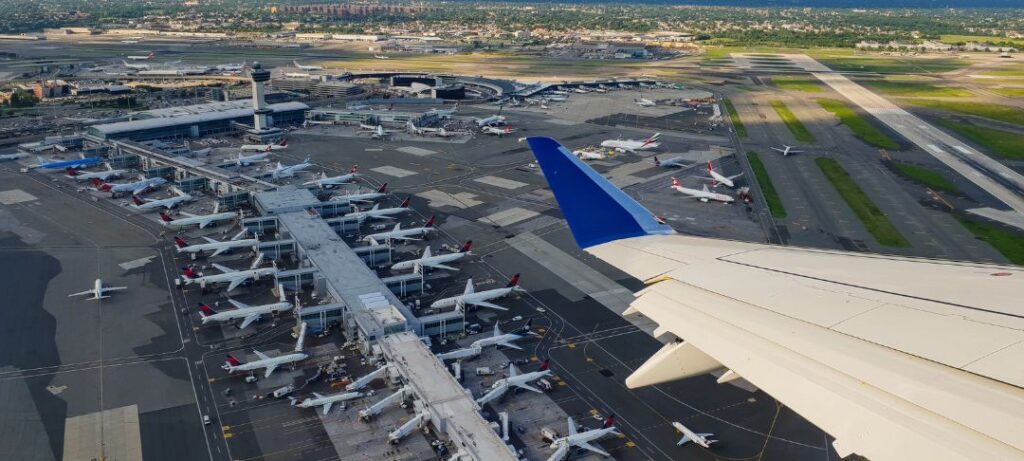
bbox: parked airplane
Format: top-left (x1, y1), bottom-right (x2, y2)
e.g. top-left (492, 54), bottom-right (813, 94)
top-left (35, 154), bottom-right (103, 171)
top-left (429, 274), bottom-right (522, 311)
top-left (329, 183), bottom-right (388, 205)
top-left (65, 164), bottom-right (126, 182)
top-left (122, 60), bottom-right (151, 70)
top-left (125, 52), bottom-right (154, 61)
top-left (292, 391), bottom-right (363, 415)
top-left (346, 197), bottom-right (412, 222)
top-left (225, 151), bottom-right (273, 168)
top-left (360, 216), bottom-right (436, 243)
top-left (390, 241), bottom-right (472, 272)
top-left (495, 360), bottom-right (552, 393)
top-left (239, 139), bottom-right (288, 152)
top-left (573, 147), bottom-right (613, 161)
top-left (0, 152), bottom-right (25, 161)
top-left (268, 156), bottom-right (312, 180)
top-left (653, 155), bottom-right (686, 168)
top-left (672, 422), bottom-right (717, 448)
top-left (181, 252), bottom-right (277, 292)
top-left (223, 322), bottom-right (308, 378)
top-left (523, 136), bottom-right (1024, 461)
top-left (771, 145), bottom-right (803, 156)
top-left (481, 125), bottom-right (516, 137)
top-left (130, 188), bottom-right (193, 210)
top-left (293, 60), bottom-right (323, 71)
top-left (91, 177), bottom-right (167, 196)
top-left (68, 278), bottom-right (127, 300)
top-left (600, 133), bottom-right (661, 153)
top-left (425, 104), bottom-right (458, 118)
top-left (303, 166), bottom-right (358, 188)
top-left (635, 98), bottom-right (656, 107)
top-left (215, 62), bottom-right (245, 72)
top-left (670, 177), bottom-right (734, 203)
top-left (199, 284), bottom-right (292, 329)
top-left (475, 114), bottom-right (506, 127)
top-left (159, 206), bottom-right (237, 230)
top-left (358, 124), bottom-right (393, 139)
top-left (173, 230), bottom-right (258, 257)
top-left (547, 415), bottom-right (619, 461)
top-left (374, 54), bottom-right (390, 60)
top-left (702, 161), bottom-right (743, 188)
top-left (469, 320), bottom-right (531, 350)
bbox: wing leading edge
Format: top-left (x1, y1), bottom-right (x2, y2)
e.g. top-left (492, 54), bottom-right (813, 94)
top-left (524, 136), bottom-right (1024, 461)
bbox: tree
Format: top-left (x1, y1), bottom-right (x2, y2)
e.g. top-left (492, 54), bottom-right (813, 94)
top-left (9, 90), bottom-right (36, 108)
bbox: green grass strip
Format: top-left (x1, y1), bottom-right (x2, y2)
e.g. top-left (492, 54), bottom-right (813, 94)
top-left (891, 163), bottom-right (962, 195)
top-left (956, 217), bottom-right (1024, 265)
top-left (772, 76), bottom-right (823, 93)
top-left (815, 158), bottom-right (910, 248)
top-left (817, 98), bottom-right (900, 150)
top-left (770, 100), bottom-right (815, 143)
top-left (723, 98), bottom-right (747, 138)
top-left (747, 151), bottom-right (786, 219)
top-left (935, 119), bottom-right (1024, 160)
top-left (903, 99), bottom-right (1024, 126)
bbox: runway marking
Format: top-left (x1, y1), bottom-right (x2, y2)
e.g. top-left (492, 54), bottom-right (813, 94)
top-left (364, 148), bottom-right (383, 152)
top-left (370, 166), bottom-right (417, 178)
top-left (118, 255), bottom-right (156, 271)
top-left (479, 207), bottom-right (540, 226)
top-left (0, 189), bottom-right (37, 205)
top-left (396, 146), bottom-right (436, 156)
top-left (474, 175), bottom-right (528, 190)
top-left (416, 189), bottom-right (482, 209)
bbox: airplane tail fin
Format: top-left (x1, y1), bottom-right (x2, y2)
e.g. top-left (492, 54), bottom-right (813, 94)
top-left (399, 197), bottom-right (411, 208)
top-left (603, 414), bottom-right (616, 429)
top-left (173, 236), bottom-right (187, 248)
top-left (653, 156), bottom-right (661, 167)
top-left (225, 354), bottom-right (242, 367)
top-left (65, 167), bottom-right (77, 176)
top-left (525, 137), bottom-right (673, 248)
top-left (707, 161), bottom-right (714, 173)
top-left (280, 139), bottom-right (288, 147)
top-left (376, 183), bottom-right (388, 193)
top-left (181, 266), bottom-right (197, 279)
top-left (131, 195), bottom-right (144, 206)
top-left (350, 165), bottom-right (358, 174)
top-left (424, 215), bottom-right (435, 228)
top-left (539, 358), bottom-right (550, 371)
top-left (460, 240), bottom-right (472, 253)
top-left (160, 212), bottom-right (174, 223)
top-left (671, 177), bottom-right (681, 188)
top-left (198, 303), bottom-right (216, 318)
top-left (506, 273), bottom-right (520, 288)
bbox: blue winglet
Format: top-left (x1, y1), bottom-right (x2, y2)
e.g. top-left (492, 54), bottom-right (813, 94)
top-left (526, 137), bottom-right (674, 249)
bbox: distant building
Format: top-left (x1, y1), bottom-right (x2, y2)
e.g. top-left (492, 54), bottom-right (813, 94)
top-left (33, 80), bottom-right (69, 99)
top-left (85, 100), bottom-right (308, 142)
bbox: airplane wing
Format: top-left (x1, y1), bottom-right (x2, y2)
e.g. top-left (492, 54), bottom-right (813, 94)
top-left (239, 314), bottom-right (260, 329)
top-left (226, 277), bottom-right (245, 293)
top-left (526, 137), bottom-right (1024, 461)
top-left (201, 236), bottom-right (221, 244)
top-left (197, 218), bottom-right (214, 229)
top-left (253, 350), bottom-right (271, 361)
top-left (546, 444), bottom-right (569, 461)
top-left (100, 286), bottom-right (128, 293)
top-left (179, 211), bottom-right (198, 218)
top-left (322, 401), bottom-right (334, 416)
top-left (466, 300), bottom-right (508, 311)
top-left (422, 262), bottom-right (459, 271)
top-left (575, 441), bottom-right (610, 457)
top-left (496, 340), bottom-right (523, 351)
top-left (677, 435), bottom-right (692, 446)
top-left (68, 289), bottom-right (96, 297)
top-left (263, 364), bottom-right (278, 378)
top-left (210, 246), bottom-right (230, 257)
top-left (211, 263), bottom-right (234, 274)
top-left (512, 382), bottom-right (542, 393)
top-left (227, 299), bottom-right (250, 310)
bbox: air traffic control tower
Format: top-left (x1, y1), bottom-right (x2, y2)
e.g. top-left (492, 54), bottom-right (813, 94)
top-left (245, 61), bottom-right (284, 142)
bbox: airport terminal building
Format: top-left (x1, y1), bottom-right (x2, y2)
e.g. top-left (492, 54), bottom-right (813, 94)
top-left (85, 100), bottom-right (308, 142)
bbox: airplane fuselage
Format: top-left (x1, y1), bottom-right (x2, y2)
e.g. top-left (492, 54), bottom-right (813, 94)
top-left (184, 267), bottom-right (277, 288)
top-left (672, 185), bottom-right (734, 203)
top-left (162, 212), bottom-right (236, 230)
top-left (202, 301), bottom-right (291, 325)
top-left (361, 226), bottom-right (433, 243)
top-left (177, 238), bottom-right (258, 255)
top-left (226, 353), bottom-right (308, 375)
top-left (430, 286), bottom-right (514, 309)
top-left (390, 252), bottom-right (468, 271)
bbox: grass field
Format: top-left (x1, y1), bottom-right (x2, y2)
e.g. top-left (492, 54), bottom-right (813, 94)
top-left (817, 56), bottom-right (970, 74)
top-left (817, 98), bottom-right (900, 149)
top-left (936, 119), bottom-right (1024, 160)
top-left (956, 217), bottom-right (1024, 265)
top-left (772, 76), bottom-right (824, 93)
top-left (770, 100), bottom-right (816, 143)
top-left (903, 99), bottom-right (1024, 126)
top-left (991, 87), bottom-right (1024, 97)
top-left (859, 79), bottom-right (973, 97)
top-left (939, 35), bottom-right (1024, 48)
top-left (891, 163), bottom-right (962, 195)
top-left (980, 66), bottom-right (1024, 78)
top-left (747, 152), bottom-right (787, 218)
top-left (815, 158), bottom-right (910, 247)
top-left (724, 99), bottom-right (747, 138)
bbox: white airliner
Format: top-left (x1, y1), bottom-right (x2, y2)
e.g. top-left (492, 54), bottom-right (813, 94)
top-left (546, 415), bottom-right (620, 461)
top-left (672, 421), bottom-right (717, 448)
top-left (359, 216), bottom-right (436, 243)
top-left (600, 133), bottom-right (661, 153)
top-left (199, 284), bottom-right (292, 329)
top-left (375, 54), bottom-right (390, 60)
top-left (131, 188), bottom-right (194, 210)
top-left (524, 136), bottom-right (1024, 461)
top-left (424, 104), bottom-right (458, 118)
top-left (122, 60), bottom-right (151, 70)
top-left (292, 391), bottom-right (363, 415)
top-left (635, 98), bottom-right (656, 107)
top-left (239, 139), bottom-right (287, 152)
top-left (653, 155), bottom-right (686, 168)
top-left (268, 156), bottom-right (312, 180)
top-left (481, 125), bottom-right (516, 137)
top-left (91, 177), bottom-right (167, 196)
top-left (702, 161), bottom-right (743, 188)
top-left (771, 145), bottom-right (802, 156)
top-left (215, 62), bottom-right (245, 72)
top-left (173, 230), bottom-right (258, 257)
top-left (303, 166), bottom-right (358, 188)
top-left (65, 164), bottom-right (126, 182)
top-left (159, 206), bottom-right (237, 230)
top-left (181, 253), bottom-right (277, 292)
top-left (573, 148), bottom-right (613, 161)
top-left (390, 241), bottom-right (472, 272)
top-left (670, 177), bottom-right (734, 203)
top-left (226, 151), bottom-right (273, 167)
top-left (477, 360), bottom-right (552, 405)
top-left (68, 279), bottom-right (127, 300)
top-left (429, 274), bottom-right (522, 311)
top-left (329, 183), bottom-right (388, 205)
top-left (346, 197), bottom-right (412, 222)
top-left (126, 52), bottom-right (154, 61)
top-left (223, 322), bottom-right (308, 378)
top-left (293, 60), bottom-right (323, 71)
top-left (358, 124), bottom-right (393, 139)
top-left (0, 152), bottom-right (26, 161)
top-left (475, 114), bottom-right (506, 127)
top-left (469, 320), bottom-right (531, 350)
